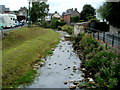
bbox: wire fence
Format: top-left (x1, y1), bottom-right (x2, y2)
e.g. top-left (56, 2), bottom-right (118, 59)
top-left (85, 28), bottom-right (120, 48)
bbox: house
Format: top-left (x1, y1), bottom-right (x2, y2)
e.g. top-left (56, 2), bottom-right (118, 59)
top-left (45, 13), bottom-right (53, 21)
top-left (17, 7), bottom-right (27, 21)
top-left (52, 11), bottom-right (61, 19)
top-left (0, 5), bottom-right (10, 14)
top-left (63, 8), bottom-right (80, 23)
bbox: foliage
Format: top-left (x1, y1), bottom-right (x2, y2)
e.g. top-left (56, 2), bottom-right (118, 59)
top-left (89, 18), bottom-right (100, 22)
top-left (41, 20), bottom-right (50, 28)
top-left (61, 25), bottom-right (74, 35)
top-left (80, 4), bottom-right (96, 21)
top-left (50, 19), bottom-right (59, 29)
top-left (73, 33), bottom-right (120, 88)
top-left (50, 19), bottom-right (66, 29)
top-left (80, 20), bottom-right (84, 22)
top-left (30, 1), bottom-right (49, 23)
top-left (97, 2), bottom-right (120, 28)
top-left (58, 26), bottom-right (62, 30)
top-left (70, 16), bottom-right (80, 22)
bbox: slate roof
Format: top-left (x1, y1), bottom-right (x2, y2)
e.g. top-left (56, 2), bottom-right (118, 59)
top-left (63, 8), bottom-right (79, 16)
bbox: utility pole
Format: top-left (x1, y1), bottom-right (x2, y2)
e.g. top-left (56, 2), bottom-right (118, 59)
top-left (28, 0), bottom-right (31, 27)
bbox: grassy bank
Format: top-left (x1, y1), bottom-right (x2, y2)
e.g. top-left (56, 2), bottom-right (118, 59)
top-left (73, 33), bottom-right (120, 88)
top-left (2, 27), bottom-right (60, 88)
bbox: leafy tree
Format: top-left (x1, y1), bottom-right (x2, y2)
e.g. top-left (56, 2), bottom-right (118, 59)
top-left (30, 1), bottom-right (49, 23)
top-left (97, 2), bottom-right (120, 28)
top-left (80, 4), bottom-right (96, 21)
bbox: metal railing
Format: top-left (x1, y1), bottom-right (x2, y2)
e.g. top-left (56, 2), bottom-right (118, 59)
top-left (85, 28), bottom-right (120, 48)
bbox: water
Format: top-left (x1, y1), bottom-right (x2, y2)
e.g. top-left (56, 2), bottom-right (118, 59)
top-left (23, 31), bottom-right (84, 88)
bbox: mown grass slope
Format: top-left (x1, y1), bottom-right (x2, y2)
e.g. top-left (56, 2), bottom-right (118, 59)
top-left (2, 27), bottom-right (60, 88)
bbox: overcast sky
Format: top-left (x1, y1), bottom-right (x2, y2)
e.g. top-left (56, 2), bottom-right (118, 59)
top-left (0, 0), bottom-right (106, 14)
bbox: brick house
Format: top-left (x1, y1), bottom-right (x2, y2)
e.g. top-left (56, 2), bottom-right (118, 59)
top-left (62, 8), bottom-right (80, 23)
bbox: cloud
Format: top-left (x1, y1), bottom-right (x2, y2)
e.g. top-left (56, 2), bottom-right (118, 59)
top-left (0, 0), bottom-right (28, 11)
top-left (0, 0), bottom-right (105, 14)
top-left (47, 0), bottom-right (105, 14)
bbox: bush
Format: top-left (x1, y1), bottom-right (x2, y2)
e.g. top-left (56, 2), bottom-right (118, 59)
top-left (41, 21), bottom-right (50, 28)
top-left (50, 19), bottom-right (58, 29)
top-left (50, 19), bottom-right (66, 29)
top-left (89, 18), bottom-right (100, 22)
top-left (58, 26), bottom-right (62, 30)
top-left (80, 20), bottom-right (84, 22)
top-left (73, 33), bottom-right (120, 88)
top-left (61, 25), bottom-right (74, 35)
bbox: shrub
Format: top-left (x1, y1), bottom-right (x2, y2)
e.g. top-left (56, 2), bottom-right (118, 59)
top-left (89, 18), bottom-right (100, 22)
top-left (50, 19), bottom-right (58, 29)
top-left (73, 33), bottom-right (120, 88)
top-left (80, 20), bottom-right (84, 22)
top-left (41, 21), bottom-right (50, 28)
top-left (58, 26), bottom-right (62, 30)
top-left (50, 20), bottom-right (66, 29)
top-left (61, 25), bottom-right (74, 35)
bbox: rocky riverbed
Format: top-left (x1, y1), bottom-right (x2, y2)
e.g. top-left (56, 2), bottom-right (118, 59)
top-left (22, 31), bottom-right (85, 88)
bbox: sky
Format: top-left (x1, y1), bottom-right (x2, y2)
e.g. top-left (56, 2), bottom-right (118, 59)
top-left (0, 0), bottom-right (106, 15)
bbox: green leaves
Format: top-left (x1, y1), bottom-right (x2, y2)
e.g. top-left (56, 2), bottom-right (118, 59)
top-left (31, 2), bottom-right (49, 23)
top-left (73, 33), bottom-right (120, 88)
top-left (80, 4), bottom-right (96, 21)
top-left (97, 2), bottom-right (120, 28)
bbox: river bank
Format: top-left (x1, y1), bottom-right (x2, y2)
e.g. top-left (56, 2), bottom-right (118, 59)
top-left (2, 27), bottom-right (60, 88)
top-left (73, 32), bottom-right (120, 89)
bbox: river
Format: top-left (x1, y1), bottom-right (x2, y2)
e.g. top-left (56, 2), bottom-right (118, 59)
top-left (23, 31), bottom-right (84, 88)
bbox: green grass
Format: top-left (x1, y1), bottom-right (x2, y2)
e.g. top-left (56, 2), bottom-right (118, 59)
top-left (2, 26), bottom-right (60, 88)
top-left (13, 69), bottom-right (37, 87)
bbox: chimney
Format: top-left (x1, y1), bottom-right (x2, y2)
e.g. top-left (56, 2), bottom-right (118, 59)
top-left (55, 11), bottom-right (57, 13)
top-left (75, 8), bottom-right (77, 11)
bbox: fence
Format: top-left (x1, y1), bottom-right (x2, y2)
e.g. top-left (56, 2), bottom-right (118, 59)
top-left (85, 28), bottom-right (120, 48)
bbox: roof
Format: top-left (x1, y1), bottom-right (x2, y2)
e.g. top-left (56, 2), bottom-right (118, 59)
top-left (63, 8), bottom-right (79, 16)
top-left (52, 13), bottom-right (61, 18)
top-left (52, 12), bottom-right (61, 18)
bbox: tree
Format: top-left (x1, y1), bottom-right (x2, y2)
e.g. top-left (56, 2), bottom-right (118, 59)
top-left (80, 4), bottom-right (96, 21)
top-left (30, 1), bottom-right (49, 23)
top-left (97, 2), bottom-right (120, 28)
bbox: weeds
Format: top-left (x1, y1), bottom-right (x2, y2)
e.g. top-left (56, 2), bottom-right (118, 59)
top-left (73, 33), bottom-right (120, 88)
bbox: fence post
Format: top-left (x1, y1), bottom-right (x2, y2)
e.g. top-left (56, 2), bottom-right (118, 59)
top-left (92, 32), bottom-right (95, 37)
top-left (103, 32), bottom-right (105, 42)
top-left (112, 34), bottom-right (114, 47)
top-left (97, 31), bottom-right (99, 40)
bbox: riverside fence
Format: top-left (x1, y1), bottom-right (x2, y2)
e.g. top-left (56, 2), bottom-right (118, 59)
top-left (85, 28), bottom-right (120, 48)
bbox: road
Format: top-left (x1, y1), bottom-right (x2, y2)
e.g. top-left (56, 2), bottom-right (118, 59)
top-left (0, 26), bottom-right (26, 39)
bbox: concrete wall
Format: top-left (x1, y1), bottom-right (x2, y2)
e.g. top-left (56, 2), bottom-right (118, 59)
top-left (74, 23), bottom-right (85, 36)
top-left (110, 26), bottom-right (120, 34)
